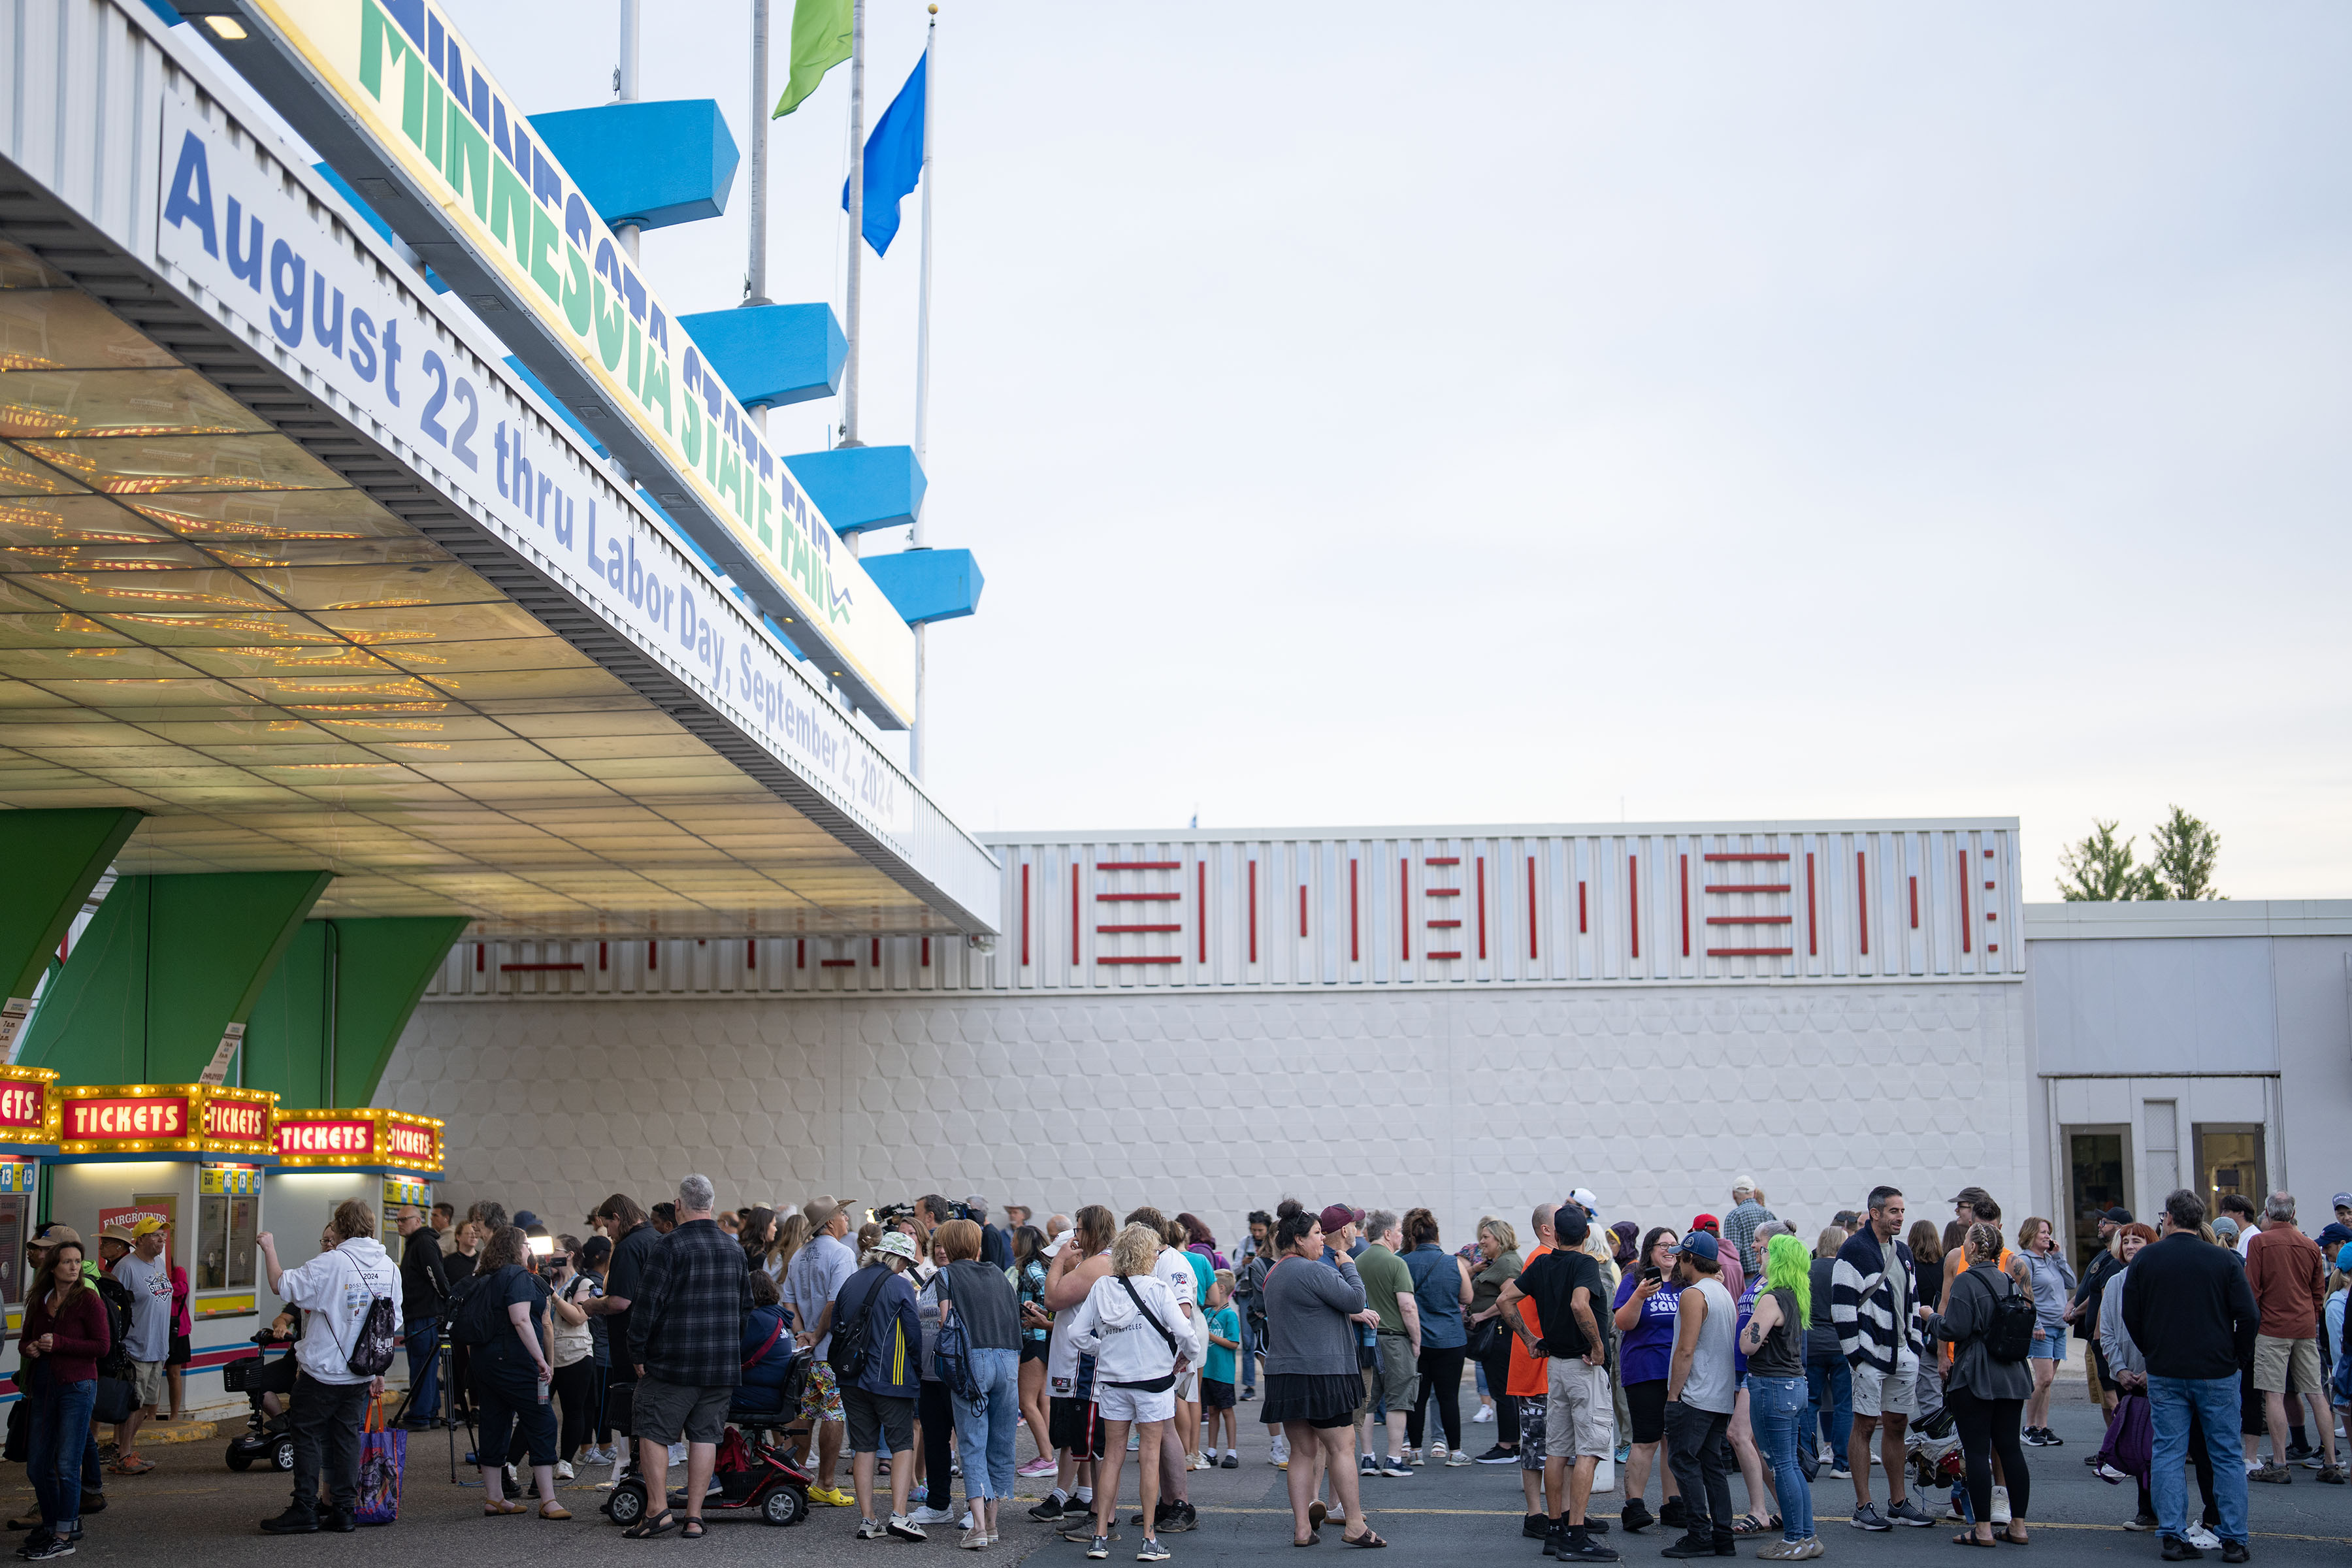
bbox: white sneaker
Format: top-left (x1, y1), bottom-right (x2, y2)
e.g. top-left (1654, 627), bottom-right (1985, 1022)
top-left (1473, 1405), bottom-right (1495, 1424)
top-left (2185, 1526), bottom-right (2221, 1551)
top-left (1990, 1486), bottom-right (2011, 1526)
top-left (555, 1459), bottom-right (575, 1480)
top-left (668, 1441), bottom-right (689, 1467)
top-left (1819, 1441), bottom-right (1835, 1465)
top-left (1269, 1437), bottom-right (1289, 1466)
top-left (912, 1505), bottom-right (961, 1526)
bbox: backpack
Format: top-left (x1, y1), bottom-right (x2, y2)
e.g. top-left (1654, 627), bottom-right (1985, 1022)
top-left (1974, 1266), bottom-right (2035, 1365)
top-left (932, 1273), bottom-right (981, 1403)
top-left (828, 1269), bottom-right (879, 1386)
top-left (446, 1269), bottom-right (500, 1347)
top-left (93, 1275), bottom-right (135, 1379)
top-left (337, 1252), bottom-right (400, 1379)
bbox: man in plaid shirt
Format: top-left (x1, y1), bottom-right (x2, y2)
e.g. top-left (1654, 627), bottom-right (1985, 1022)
top-left (625, 1175), bottom-right (752, 1538)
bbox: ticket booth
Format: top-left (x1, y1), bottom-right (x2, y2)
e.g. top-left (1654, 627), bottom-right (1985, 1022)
top-left (0, 1066), bottom-right (63, 1392)
top-left (44, 1082), bottom-right (278, 1418)
top-left (261, 1108), bottom-right (444, 1303)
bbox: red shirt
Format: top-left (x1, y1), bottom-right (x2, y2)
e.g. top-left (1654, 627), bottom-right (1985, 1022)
top-left (2245, 1226), bottom-right (2324, 1339)
top-left (22, 1286), bottom-right (112, 1384)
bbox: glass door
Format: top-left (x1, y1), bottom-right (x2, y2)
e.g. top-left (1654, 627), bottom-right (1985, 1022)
top-left (2065, 1125), bottom-right (2130, 1273)
top-left (2193, 1124), bottom-right (2266, 1221)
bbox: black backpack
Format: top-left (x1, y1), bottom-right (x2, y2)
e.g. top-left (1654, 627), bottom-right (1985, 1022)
top-left (1975, 1266), bottom-right (2035, 1365)
top-left (828, 1269), bottom-right (879, 1385)
top-left (446, 1269), bottom-right (499, 1347)
top-left (93, 1275), bottom-right (135, 1379)
top-left (343, 1266), bottom-right (400, 1379)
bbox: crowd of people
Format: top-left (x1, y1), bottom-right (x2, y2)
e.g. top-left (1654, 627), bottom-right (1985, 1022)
top-left (9, 1176), bottom-right (2348, 1565)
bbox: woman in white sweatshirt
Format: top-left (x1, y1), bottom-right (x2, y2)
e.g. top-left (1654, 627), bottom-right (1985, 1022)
top-left (1066, 1223), bottom-right (1201, 1563)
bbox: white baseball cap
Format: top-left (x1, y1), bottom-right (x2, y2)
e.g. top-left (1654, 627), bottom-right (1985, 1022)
top-left (1570, 1189), bottom-right (1601, 1215)
top-left (1733, 1175), bottom-right (1756, 1194)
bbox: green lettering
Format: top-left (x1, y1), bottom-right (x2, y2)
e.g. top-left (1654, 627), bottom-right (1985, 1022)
top-left (625, 316), bottom-right (642, 397)
top-left (443, 100), bottom-right (491, 218)
top-left (592, 276), bottom-right (625, 371)
top-left (754, 475), bottom-right (775, 551)
top-left (425, 69), bottom-right (444, 167)
top-left (679, 391), bottom-right (701, 466)
top-left (561, 240), bottom-right (591, 336)
top-left (489, 157), bottom-right (536, 267)
top-left (358, 0), bottom-right (427, 148)
top-left (640, 351), bottom-right (672, 434)
top-left (529, 203), bottom-right (564, 305)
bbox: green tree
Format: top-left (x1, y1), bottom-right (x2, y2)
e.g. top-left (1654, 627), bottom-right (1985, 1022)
top-left (2148, 805), bottom-right (2224, 900)
top-left (2057, 820), bottom-right (2161, 902)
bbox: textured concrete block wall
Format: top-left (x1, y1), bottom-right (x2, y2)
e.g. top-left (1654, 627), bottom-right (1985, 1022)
top-left (380, 983), bottom-right (2032, 1245)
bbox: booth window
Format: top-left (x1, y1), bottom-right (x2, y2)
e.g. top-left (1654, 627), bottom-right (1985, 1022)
top-left (2194, 1124), bottom-right (2266, 1220)
top-left (197, 1191), bottom-right (258, 1291)
top-left (0, 1192), bottom-right (25, 1307)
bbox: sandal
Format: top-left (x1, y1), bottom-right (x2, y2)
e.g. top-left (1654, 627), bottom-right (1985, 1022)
top-left (680, 1519), bottom-right (706, 1539)
top-left (539, 1502), bottom-right (572, 1521)
top-left (1732, 1515), bottom-right (1772, 1537)
top-left (484, 1500), bottom-right (527, 1516)
top-left (1340, 1529), bottom-right (1388, 1548)
top-left (624, 1509), bottom-right (679, 1539)
top-left (2000, 1531), bottom-right (2029, 1546)
top-left (1952, 1533), bottom-right (1997, 1548)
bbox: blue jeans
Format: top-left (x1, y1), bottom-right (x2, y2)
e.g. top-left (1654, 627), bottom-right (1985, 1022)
top-left (2149, 1375), bottom-right (2247, 1544)
top-left (27, 1375), bottom-right (95, 1531)
top-left (406, 1316), bottom-right (440, 1422)
top-left (1749, 1375), bottom-right (1814, 1542)
top-left (950, 1348), bottom-right (1021, 1500)
top-left (1806, 1354), bottom-right (1852, 1460)
top-left (1238, 1309), bottom-right (1260, 1388)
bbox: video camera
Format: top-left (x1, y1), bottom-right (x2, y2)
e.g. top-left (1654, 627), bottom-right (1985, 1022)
top-left (872, 1199), bottom-right (973, 1228)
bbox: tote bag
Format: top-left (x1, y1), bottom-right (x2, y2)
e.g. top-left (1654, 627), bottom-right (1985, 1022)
top-left (354, 1397), bottom-right (404, 1525)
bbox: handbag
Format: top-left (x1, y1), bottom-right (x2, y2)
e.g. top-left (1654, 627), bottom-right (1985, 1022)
top-left (91, 1375), bottom-right (137, 1427)
top-left (932, 1272), bottom-right (982, 1403)
top-left (1109, 1276), bottom-right (1181, 1394)
top-left (1468, 1316), bottom-right (1501, 1362)
top-left (355, 1397), bottom-right (403, 1525)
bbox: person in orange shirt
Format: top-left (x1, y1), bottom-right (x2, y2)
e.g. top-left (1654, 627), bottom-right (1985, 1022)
top-left (1504, 1203), bottom-right (1559, 1539)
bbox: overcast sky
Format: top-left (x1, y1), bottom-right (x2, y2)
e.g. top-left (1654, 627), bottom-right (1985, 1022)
top-left (363, 5), bottom-right (2352, 898)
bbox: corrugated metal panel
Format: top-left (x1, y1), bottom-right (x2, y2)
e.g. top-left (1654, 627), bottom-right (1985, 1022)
top-left (423, 819), bottom-right (2023, 1000)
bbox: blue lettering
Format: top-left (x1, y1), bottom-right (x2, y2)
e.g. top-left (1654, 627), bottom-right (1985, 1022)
top-left (226, 197), bottom-right (263, 291)
top-left (161, 130), bottom-right (218, 257)
top-left (349, 309), bottom-right (378, 380)
top-left (310, 275), bottom-right (344, 359)
top-left (267, 239), bottom-right (305, 346)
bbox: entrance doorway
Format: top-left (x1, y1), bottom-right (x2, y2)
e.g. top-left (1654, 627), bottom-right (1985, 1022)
top-left (2064, 1125), bottom-right (2130, 1273)
top-left (2193, 1124), bottom-right (2266, 1222)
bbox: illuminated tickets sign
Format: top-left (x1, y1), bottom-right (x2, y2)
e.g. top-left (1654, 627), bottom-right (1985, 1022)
top-left (154, 96), bottom-right (916, 846)
top-left (237, 0), bottom-right (916, 723)
top-left (59, 1085), bottom-right (279, 1156)
top-left (270, 1107), bottom-right (442, 1171)
top-left (0, 1065), bottom-right (59, 1151)
top-left (0, 1081), bottom-right (46, 1129)
top-left (70, 1097), bottom-right (188, 1141)
top-left (276, 1117), bottom-right (373, 1158)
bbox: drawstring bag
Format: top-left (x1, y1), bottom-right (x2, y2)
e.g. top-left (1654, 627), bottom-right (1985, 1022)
top-left (354, 1397), bottom-right (404, 1524)
top-left (2095, 1390), bottom-right (2152, 1481)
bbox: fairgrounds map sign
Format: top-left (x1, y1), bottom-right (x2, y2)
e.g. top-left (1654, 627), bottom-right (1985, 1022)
top-left (234, 0), bottom-right (915, 723)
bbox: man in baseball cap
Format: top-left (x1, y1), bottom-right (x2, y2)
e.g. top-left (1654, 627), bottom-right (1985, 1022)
top-left (1319, 1205), bottom-right (1363, 1258)
top-left (1662, 1231), bottom-right (1739, 1557)
top-left (110, 1218), bottom-right (175, 1475)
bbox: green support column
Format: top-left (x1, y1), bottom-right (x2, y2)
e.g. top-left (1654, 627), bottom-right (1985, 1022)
top-left (0, 808), bottom-right (142, 1004)
top-left (18, 870), bottom-right (332, 1085)
top-left (239, 917), bottom-right (466, 1106)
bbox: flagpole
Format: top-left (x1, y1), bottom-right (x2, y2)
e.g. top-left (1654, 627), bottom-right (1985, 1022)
top-left (909, 7), bottom-right (936, 783)
top-left (745, 0), bottom-right (772, 312)
top-left (615, 0), bottom-right (642, 262)
top-left (841, 0), bottom-right (866, 507)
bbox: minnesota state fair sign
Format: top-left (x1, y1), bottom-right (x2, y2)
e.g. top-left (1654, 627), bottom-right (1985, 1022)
top-left (235, 0), bottom-right (916, 722)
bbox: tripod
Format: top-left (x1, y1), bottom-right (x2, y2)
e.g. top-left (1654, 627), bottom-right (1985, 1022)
top-left (385, 1326), bottom-right (473, 1483)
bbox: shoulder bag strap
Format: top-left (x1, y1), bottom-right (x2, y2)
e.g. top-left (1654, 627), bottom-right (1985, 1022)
top-left (1118, 1275), bottom-right (1181, 1357)
top-left (743, 1313), bottom-right (787, 1371)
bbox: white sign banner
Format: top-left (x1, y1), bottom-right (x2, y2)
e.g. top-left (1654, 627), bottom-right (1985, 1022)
top-left (197, 1021), bottom-right (245, 1087)
top-left (154, 94), bottom-right (914, 845)
top-left (0, 998), bottom-right (30, 1066)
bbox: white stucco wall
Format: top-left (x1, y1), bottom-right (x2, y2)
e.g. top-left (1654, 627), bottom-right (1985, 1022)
top-left (379, 981), bottom-right (2032, 1246)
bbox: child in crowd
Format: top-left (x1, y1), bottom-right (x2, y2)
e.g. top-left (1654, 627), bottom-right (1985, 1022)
top-left (1201, 1271), bottom-right (1243, 1468)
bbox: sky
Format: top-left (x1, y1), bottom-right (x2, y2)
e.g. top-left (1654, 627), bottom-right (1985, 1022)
top-left (217, 3), bottom-right (2352, 900)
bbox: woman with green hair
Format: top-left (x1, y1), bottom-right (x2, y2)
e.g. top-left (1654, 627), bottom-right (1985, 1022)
top-left (1737, 1233), bottom-right (1821, 1560)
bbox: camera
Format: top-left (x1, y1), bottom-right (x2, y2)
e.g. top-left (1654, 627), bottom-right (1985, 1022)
top-left (872, 1203), bottom-right (921, 1228)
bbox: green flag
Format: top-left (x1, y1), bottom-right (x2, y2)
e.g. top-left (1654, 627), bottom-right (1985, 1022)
top-left (775, 0), bottom-right (853, 118)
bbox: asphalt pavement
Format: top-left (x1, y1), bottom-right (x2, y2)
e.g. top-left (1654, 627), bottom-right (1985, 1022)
top-left (21, 1371), bottom-right (2351, 1568)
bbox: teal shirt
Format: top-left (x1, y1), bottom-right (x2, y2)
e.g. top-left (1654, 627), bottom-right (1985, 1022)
top-left (1204, 1305), bottom-right (1240, 1384)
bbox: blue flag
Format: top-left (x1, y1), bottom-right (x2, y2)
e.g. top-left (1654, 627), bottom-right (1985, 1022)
top-left (843, 48), bottom-right (924, 257)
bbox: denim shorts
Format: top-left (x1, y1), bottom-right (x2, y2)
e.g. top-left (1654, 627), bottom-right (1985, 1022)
top-left (2026, 1335), bottom-right (2066, 1362)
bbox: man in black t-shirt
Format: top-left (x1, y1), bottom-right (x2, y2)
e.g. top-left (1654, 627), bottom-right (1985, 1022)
top-left (395, 1207), bottom-right (450, 1430)
top-left (1498, 1207), bottom-right (1617, 1563)
top-left (580, 1194), bottom-right (663, 1483)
